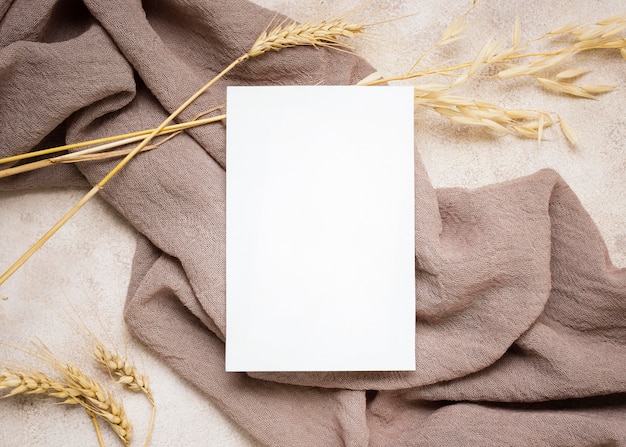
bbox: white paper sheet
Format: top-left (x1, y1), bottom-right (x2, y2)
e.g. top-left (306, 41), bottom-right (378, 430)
top-left (226, 86), bottom-right (415, 372)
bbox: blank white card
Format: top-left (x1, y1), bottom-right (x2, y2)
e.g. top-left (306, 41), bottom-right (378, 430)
top-left (226, 86), bottom-right (415, 372)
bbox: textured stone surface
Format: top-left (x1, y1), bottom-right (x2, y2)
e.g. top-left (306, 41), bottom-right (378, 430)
top-left (0, 1), bottom-right (623, 446)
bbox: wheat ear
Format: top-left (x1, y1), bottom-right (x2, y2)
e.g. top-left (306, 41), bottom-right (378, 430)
top-left (61, 363), bottom-right (132, 447)
top-left (0, 368), bottom-right (80, 402)
top-left (93, 344), bottom-right (152, 400)
top-left (248, 19), bottom-right (364, 57)
top-left (0, 16), bottom-right (366, 287)
top-left (93, 344), bottom-right (155, 447)
top-left (1, 368), bottom-right (107, 447)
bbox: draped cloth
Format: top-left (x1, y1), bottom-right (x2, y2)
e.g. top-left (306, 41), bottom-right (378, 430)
top-left (1, 0), bottom-right (625, 445)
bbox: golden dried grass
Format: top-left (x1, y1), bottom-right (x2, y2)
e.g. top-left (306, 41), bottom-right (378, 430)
top-left (555, 68), bottom-right (589, 79)
top-left (248, 18), bottom-right (365, 57)
top-left (497, 15), bottom-right (626, 80)
top-left (535, 77), bottom-right (616, 98)
top-left (60, 363), bottom-right (132, 447)
top-left (92, 343), bottom-right (155, 447)
top-left (418, 90), bottom-right (554, 140)
top-left (1, 364), bottom-right (132, 447)
top-left (0, 368), bottom-right (80, 403)
top-left (93, 344), bottom-right (152, 401)
top-left (559, 115), bottom-right (579, 145)
top-left (365, 9), bottom-right (625, 144)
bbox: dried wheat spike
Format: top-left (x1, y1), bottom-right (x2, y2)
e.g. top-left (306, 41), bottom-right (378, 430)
top-left (93, 344), bottom-right (153, 402)
top-left (62, 364), bottom-right (132, 447)
top-left (95, 390), bottom-right (132, 447)
top-left (0, 368), bottom-right (80, 403)
top-left (247, 19), bottom-right (365, 57)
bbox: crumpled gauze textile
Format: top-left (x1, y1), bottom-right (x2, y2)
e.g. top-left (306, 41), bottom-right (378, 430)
top-left (1, 0), bottom-right (625, 446)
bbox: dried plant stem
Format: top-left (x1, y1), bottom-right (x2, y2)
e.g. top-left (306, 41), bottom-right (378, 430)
top-left (364, 12), bottom-right (624, 143)
top-left (0, 106), bottom-right (225, 166)
top-left (0, 17), bottom-right (366, 287)
top-left (0, 185), bottom-right (101, 286)
top-left (145, 404), bottom-right (155, 447)
top-left (0, 114), bottom-right (226, 180)
top-left (366, 45), bottom-right (616, 86)
top-left (0, 138), bottom-right (160, 180)
top-left (87, 409), bottom-right (107, 447)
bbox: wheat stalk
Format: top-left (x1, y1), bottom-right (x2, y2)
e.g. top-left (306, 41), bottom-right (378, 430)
top-left (86, 409), bottom-right (107, 447)
top-left (0, 104), bottom-right (226, 169)
top-left (0, 109), bottom-right (226, 180)
top-left (2, 337), bottom-right (150, 446)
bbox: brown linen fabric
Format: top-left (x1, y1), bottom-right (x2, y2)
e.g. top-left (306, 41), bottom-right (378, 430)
top-left (1, 0), bottom-right (625, 446)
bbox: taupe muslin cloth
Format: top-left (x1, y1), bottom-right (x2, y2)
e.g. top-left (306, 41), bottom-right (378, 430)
top-left (1, 0), bottom-right (625, 445)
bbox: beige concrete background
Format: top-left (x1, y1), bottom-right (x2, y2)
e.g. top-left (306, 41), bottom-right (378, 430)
top-left (0, 1), bottom-right (624, 446)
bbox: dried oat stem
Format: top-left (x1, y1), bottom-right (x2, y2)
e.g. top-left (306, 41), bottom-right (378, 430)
top-left (371, 37), bottom-right (624, 86)
top-left (0, 16), bottom-right (365, 287)
top-left (365, 12), bottom-right (624, 144)
top-left (414, 86), bottom-right (556, 141)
